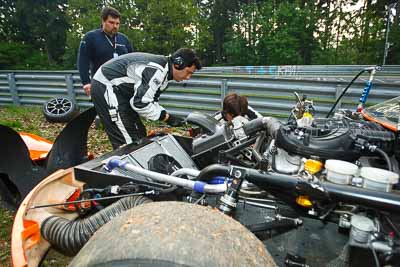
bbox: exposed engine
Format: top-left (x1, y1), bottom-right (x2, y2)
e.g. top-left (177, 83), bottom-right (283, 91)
top-left (266, 117), bottom-right (399, 194)
top-left (275, 118), bottom-right (395, 161)
top-left (263, 94), bottom-right (399, 193)
top-left (184, 95), bottom-right (400, 264)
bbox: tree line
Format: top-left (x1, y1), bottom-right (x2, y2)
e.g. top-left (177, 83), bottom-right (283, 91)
top-left (0, 0), bottom-right (399, 70)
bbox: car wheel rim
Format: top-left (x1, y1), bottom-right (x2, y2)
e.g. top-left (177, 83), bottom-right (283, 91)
top-left (46, 98), bottom-right (72, 115)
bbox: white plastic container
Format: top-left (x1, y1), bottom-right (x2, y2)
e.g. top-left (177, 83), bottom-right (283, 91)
top-left (350, 215), bottom-right (375, 243)
top-left (360, 167), bottom-right (399, 192)
top-left (325, 160), bottom-right (359, 185)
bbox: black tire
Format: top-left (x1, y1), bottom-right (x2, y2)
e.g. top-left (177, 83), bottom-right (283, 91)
top-left (43, 96), bottom-right (80, 123)
top-left (70, 201), bottom-right (276, 267)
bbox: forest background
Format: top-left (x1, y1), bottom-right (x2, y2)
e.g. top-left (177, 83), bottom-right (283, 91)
top-left (0, 0), bottom-right (399, 70)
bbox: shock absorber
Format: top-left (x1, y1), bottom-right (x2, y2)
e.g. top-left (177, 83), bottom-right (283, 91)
top-left (218, 166), bottom-right (247, 215)
top-left (357, 66), bottom-right (380, 112)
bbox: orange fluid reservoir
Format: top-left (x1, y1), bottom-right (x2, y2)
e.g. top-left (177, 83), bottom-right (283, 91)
top-left (304, 159), bottom-right (323, 175)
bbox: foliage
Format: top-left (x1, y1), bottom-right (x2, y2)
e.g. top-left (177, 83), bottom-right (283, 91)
top-left (0, 0), bottom-right (69, 69)
top-left (0, 0), bottom-right (17, 40)
top-left (0, 42), bottom-right (49, 70)
top-left (14, 0), bottom-right (69, 64)
top-left (387, 1), bottom-right (400, 64)
top-left (208, 0), bottom-right (239, 65)
top-left (0, 0), bottom-right (399, 69)
top-left (62, 0), bottom-right (104, 69)
top-left (192, 0), bottom-right (214, 66)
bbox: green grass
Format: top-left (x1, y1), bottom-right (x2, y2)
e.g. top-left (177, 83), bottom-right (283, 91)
top-left (0, 207), bottom-right (13, 264)
top-left (2, 105), bottom-right (40, 116)
top-left (0, 120), bottom-right (22, 128)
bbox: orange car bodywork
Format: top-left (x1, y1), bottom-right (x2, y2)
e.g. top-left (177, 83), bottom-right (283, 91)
top-left (18, 132), bottom-right (53, 161)
top-left (11, 169), bottom-right (82, 267)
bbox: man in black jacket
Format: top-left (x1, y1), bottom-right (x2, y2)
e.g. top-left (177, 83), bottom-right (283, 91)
top-left (91, 48), bottom-right (201, 149)
top-left (77, 7), bottom-right (133, 96)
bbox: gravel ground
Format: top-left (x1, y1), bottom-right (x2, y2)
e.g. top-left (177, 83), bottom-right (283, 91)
top-left (0, 105), bottom-right (184, 266)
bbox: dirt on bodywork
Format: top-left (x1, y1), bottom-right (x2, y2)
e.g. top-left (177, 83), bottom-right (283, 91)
top-left (70, 201), bottom-right (277, 267)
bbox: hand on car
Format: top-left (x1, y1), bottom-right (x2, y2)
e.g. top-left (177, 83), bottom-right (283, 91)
top-left (165, 114), bottom-right (185, 127)
top-left (83, 84), bottom-right (92, 96)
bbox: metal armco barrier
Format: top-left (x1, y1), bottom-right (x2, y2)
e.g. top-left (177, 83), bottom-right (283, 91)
top-left (201, 65), bottom-right (400, 77)
top-left (0, 65), bottom-right (399, 119)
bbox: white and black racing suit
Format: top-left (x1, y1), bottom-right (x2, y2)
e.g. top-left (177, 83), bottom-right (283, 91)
top-left (91, 52), bottom-right (173, 149)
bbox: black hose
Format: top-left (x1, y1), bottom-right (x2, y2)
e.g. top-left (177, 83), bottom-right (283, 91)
top-left (374, 147), bottom-right (393, 171)
top-left (196, 164), bottom-right (230, 182)
top-left (246, 219), bottom-right (298, 233)
top-left (41, 195), bottom-right (152, 256)
top-left (242, 117), bottom-right (281, 139)
top-left (242, 117), bottom-right (267, 136)
top-left (326, 69), bottom-right (365, 118)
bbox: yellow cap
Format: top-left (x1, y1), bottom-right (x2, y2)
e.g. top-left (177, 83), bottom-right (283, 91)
top-left (304, 159), bottom-right (323, 175)
top-left (296, 195), bottom-right (313, 208)
top-left (303, 111), bottom-right (313, 118)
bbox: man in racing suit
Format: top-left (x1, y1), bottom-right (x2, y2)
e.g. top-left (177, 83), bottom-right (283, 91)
top-left (91, 48), bottom-right (201, 149)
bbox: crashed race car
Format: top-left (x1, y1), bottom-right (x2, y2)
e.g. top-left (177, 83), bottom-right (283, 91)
top-left (0, 113), bottom-right (94, 210)
top-left (0, 129), bottom-right (51, 209)
top-left (4, 68), bottom-right (400, 267)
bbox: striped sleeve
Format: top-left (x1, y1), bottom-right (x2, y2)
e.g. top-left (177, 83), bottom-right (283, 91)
top-left (130, 66), bottom-right (166, 121)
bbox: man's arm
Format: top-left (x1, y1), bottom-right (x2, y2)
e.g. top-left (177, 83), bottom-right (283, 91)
top-left (130, 67), bottom-right (168, 121)
top-left (77, 34), bottom-right (92, 95)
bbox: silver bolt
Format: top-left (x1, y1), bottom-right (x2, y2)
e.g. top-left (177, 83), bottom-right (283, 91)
top-left (234, 170), bottom-right (242, 178)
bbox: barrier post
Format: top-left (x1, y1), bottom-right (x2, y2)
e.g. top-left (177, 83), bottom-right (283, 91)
top-left (7, 73), bottom-right (20, 105)
top-left (220, 79), bottom-right (228, 107)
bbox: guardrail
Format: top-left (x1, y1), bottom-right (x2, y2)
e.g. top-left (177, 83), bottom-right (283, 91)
top-left (200, 65), bottom-right (400, 77)
top-left (0, 66), bottom-right (399, 119)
